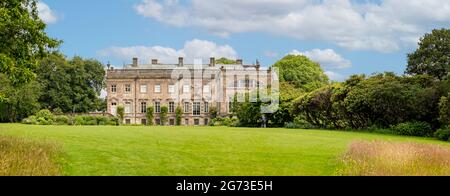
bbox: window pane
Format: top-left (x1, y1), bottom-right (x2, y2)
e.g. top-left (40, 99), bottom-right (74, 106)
top-left (141, 102), bottom-right (147, 113)
top-left (169, 85), bottom-right (175, 93)
top-left (111, 85), bottom-right (117, 93)
top-left (204, 102), bottom-right (209, 113)
top-left (155, 102), bottom-right (161, 113)
top-left (184, 102), bottom-right (190, 113)
top-left (155, 85), bottom-right (161, 93)
top-left (125, 84), bottom-right (131, 93)
top-left (183, 85), bottom-right (190, 93)
top-left (125, 102), bottom-right (131, 114)
top-left (169, 102), bottom-right (174, 113)
top-left (140, 85), bottom-right (147, 93)
top-left (193, 102), bottom-right (200, 116)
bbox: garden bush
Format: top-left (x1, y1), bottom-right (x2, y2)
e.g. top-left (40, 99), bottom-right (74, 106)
top-left (435, 126), bottom-right (450, 141)
top-left (54, 115), bottom-right (70, 125)
top-left (295, 117), bottom-right (316, 129)
top-left (74, 116), bottom-right (85, 125)
top-left (391, 122), bottom-right (433, 137)
top-left (95, 116), bottom-right (109, 125)
top-left (211, 117), bottom-right (239, 127)
top-left (22, 115), bottom-right (38, 125)
top-left (23, 113), bottom-right (118, 126)
top-left (37, 117), bottom-right (53, 125)
top-left (108, 117), bottom-right (119, 126)
top-left (82, 116), bottom-right (97, 125)
top-left (36, 109), bottom-right (54, 122)
top-left (284, 122), bottom-right (301, 129)
top-left (285, 119), bottom-right (315, 129)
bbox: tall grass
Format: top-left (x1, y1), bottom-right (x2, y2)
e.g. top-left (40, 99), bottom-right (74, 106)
top-left (0, 136), bottom-right (61, 176)
top-left (337, 141), bottom-right (450, 176)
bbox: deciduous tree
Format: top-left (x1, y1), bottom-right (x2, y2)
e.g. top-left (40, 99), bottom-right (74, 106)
top-left (407, 29), bottom-right (450, 80)
top-left (0, 0), bottom-right (60, 86)
top-left (273, 55), bottom-right (328, 92)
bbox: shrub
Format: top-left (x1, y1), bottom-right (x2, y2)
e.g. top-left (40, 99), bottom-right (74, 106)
top-left (52, 108), bottom-right (63, 115)
top-left (284, 122), bottom-right (301, 129)
top-left (36, 109), bottom-right (54, 121)
top-left (211, 117), bottom-right (239, 127)
top-left (435, 126), bottom-right (450, 141)
top-left (209, 107), bottom-right (218, 119)
top-left (83, 116), bottom-right (97, 125)
top-left (23, 114), bottom-right (118, 126)
top-left (67, 116), bottom-right (74, 125)
top-left (284, 120), bottom-right (315, 129)
top-left (22, 115), bottom-right (37, 125)
top-left (160, 106), bottom-right (168, 126)
top-left (37, 117), bottom-right (53, 125)
top-left (54, 115), bottom-right (70, 125)
top-left (175, 106), bottom-right (182, 126)
top-left (108, 117), bottom-right (119, 126)
top-left (295, 117), bottom-right (316, 129)
top-left (74, 116), bottom-right (85, 125)
top-left (391, 122), bottom-right (433, 137)
top-left (96, 116), bottom-right (109, 125)
top-left (117, 106), bottom-right (125, 125)
top-left (146, 106), bottom-right (154, 126)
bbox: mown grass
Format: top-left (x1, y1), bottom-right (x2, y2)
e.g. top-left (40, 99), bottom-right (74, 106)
top-left (337, 141), bottom-right (450, 176)
top-left (0, 136), bottom-right (61, 176)
top-left (0, 124), bottom-right (449, 176)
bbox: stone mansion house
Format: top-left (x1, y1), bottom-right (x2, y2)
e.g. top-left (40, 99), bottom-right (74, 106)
top-left (106, 57), bottom-right (274, 125)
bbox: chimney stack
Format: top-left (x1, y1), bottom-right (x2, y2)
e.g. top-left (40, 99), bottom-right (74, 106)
top-left (151, 59), bottom-right (158, 64)
top-left (178, 57), bottom-right (184, 66)
top-left (210, 57), bottom-right (215, 67)
top-left (236, 59), bottom-right (243, 65)
top-left (132, 57), bottom-right (138, 67)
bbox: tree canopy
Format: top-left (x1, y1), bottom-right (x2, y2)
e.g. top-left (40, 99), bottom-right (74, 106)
top-left (0, 0), bottom-right (60, 86)
top-left (293, 73), bottom-right (449, 129)
top-left (0, 73), bottom-right (42, 122)
top-left (273, 55), bottom-right (329, 92)
top-left (407, 28), bottom-right (450, 80)
top-left (215, 57), bottom-right (237, 65)
top-left (36, 53), bottom-right (105, 113)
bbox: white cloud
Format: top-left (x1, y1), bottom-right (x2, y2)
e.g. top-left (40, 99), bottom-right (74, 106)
top-left (37, 1), bottom-right (59, 24)
top-left (325, 71), bottom-right (347, 82)
top-left (98, 39), bottom-right (238, 64)
top-left (289, 49), bottom-right (351, 69)
top-left (134, 0), bottom-right (450, 52)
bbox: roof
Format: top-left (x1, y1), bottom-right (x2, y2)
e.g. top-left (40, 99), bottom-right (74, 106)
top-left (122, 63), bottom-right (260, 70)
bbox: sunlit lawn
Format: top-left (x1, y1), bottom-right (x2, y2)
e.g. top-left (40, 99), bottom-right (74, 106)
top-left (0, 124), bottom-right (448, 176)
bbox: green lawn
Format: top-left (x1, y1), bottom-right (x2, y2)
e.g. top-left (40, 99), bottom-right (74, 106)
top-left (0, 124), bottom-right (448, 176)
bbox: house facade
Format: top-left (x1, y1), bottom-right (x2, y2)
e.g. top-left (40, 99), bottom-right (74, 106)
top-left (106, 57), bottom-right (273, 125)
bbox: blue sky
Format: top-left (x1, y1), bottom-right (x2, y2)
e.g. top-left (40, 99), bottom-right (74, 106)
top-left (38, 0), bottom-right (450, 81)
